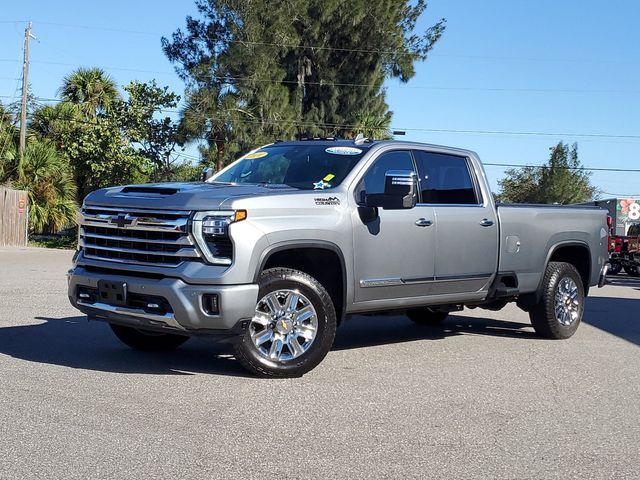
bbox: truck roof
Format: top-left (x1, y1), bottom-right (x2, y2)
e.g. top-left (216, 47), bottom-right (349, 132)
top-left (271, 138), bottom-right (478, 157)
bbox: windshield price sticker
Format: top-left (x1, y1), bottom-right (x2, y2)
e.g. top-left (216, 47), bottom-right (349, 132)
top-left (325, 147), bottom-right (362, 156)
top-left (245, 151), bottom-right (268, 159)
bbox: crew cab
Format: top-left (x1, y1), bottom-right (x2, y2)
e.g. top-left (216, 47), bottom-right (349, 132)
top-left (68, 139), bottom-right (609, 377)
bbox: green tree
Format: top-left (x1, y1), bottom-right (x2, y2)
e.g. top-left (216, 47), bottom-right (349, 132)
top-left (179, 86), bottom-right (253, 171)
top-left (33, 102), bottom-right (151, 199)
top-left (59, 67), bottom-right (120, 118)
top-left (162, 0), bottom-right (445, 168)
top-left (33, 72), bottom-right (191, 197)
top-left (118, 80), bottom-right (186, 181)
top-left (498, 142), bottom-right (597, 204)
top-left (12, 142), bottom-right (77, 234)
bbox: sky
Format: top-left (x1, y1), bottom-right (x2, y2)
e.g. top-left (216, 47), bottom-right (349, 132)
top-left (1, 0), bottom-right (639, 197)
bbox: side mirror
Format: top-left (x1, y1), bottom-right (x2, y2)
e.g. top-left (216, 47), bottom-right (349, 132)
top-left (201, 167), bottom-right (214, 182)
top-left (365, 170), bottom-right (418, 210)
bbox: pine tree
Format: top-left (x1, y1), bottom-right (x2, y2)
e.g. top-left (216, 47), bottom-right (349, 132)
top-left (498, 142), bottom-right (597, 204)
top-left (162, 0), bottom-right (445, 169)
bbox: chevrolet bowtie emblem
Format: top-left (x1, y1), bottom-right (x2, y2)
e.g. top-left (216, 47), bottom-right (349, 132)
top-left (109, 213), bottom-right (138, 228)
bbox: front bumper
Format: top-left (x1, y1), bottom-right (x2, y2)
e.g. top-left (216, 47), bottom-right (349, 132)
top-left (68, 266), bottom-right (259, 336)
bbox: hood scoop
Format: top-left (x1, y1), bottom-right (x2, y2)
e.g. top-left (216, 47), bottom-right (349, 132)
top-left (118, 186), bottom-right (179, 197)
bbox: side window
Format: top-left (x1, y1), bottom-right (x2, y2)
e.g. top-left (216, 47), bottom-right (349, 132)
top-left (413, 151), bottom-right (480, 205)
top-left (362, 150), bottom-right (415, 195)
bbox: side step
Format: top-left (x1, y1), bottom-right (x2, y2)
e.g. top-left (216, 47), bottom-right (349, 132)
top-left (494, 287), bottom-right (520, 298)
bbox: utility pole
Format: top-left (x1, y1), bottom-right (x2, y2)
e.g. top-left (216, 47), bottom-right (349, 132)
top-left (19, 21), bottom-right (35, 162)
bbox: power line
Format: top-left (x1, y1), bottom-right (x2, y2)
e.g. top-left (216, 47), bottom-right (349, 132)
top-left (10, 20), bottom-right (638, 66)
top-left (4, 57), bottom-right (639, 95)
top-left (17, 103), bottom-right (640, 174)
top-left (26, 98), bottom-right (640, 142)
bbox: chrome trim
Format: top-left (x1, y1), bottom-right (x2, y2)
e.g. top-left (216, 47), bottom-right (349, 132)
top-left (78, 300), bottom-right (183, 330)
top-left (360, 278), bottom-right (404, 288)
top-left (416, 203), bottom-right (484, 207)
top-left (360, 273), bottom-right (493, 288)
top-left (80, 228), bottom-right (193, 246)
top-left (414, 218), bottom-right (433, 227)
top-left (79, 240), bottom-right (199, 258)
top-left (79, 211), bottom-right (187, 232)
top-left (81, 252), bottom-right (187, 268)
top-left (78, 205), bottom-right (196, 267)
top-left (82, 206), bottom-right (191, 215)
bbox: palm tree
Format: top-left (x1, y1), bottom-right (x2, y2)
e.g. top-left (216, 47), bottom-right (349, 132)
top-left (9, 141), bottom-right (77, 234)
top-left (59, 67), bottom-right (120, 117)
top-left (351, 112), bottom-right (393, 140)
top-left (180, 87), bottom-right (253, 172)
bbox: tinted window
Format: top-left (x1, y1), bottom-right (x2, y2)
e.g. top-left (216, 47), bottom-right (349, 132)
top-left (413, 151), bottom-right (479, 204)
top-left (362, 150), bottom-right (415, 195)
top-left (628, 223), bottom-right (640, 236)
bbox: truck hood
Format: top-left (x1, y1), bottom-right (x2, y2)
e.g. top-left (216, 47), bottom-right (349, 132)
top-left (83, 182), bottom-right (299, 211)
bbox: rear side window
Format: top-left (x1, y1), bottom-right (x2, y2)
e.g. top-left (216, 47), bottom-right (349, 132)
top-left (413, 151), bottom-right (480, 205)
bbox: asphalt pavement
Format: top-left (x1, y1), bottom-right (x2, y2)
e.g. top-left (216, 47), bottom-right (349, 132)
top-left (1, 247), bottom-right (639, 479)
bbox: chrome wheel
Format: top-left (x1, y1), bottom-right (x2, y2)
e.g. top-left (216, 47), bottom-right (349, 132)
top-left (249, 289), bottom-right (318, 362)
top-left (554, 277), bottom-right (580, 326)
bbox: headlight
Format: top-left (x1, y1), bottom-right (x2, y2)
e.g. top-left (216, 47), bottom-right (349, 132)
top-left (192, 210), bottom-right (247, 265)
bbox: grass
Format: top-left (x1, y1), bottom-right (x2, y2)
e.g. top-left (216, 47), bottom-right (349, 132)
top-left (29, 234), bottom-right (77, 250)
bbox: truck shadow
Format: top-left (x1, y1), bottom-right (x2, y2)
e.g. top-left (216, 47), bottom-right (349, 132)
top-left (0, 312), bottom-right (537, 376)
top-left (0, 294), bottom-right (635, 376)
top-left (332, 314), bottom-right (537, 350)
top-left (605, 274), bottom-right (640, 290)
top-left (582, 296), bottom-right (640, 346)
top-left (0, 316), bottom-right (251, 377)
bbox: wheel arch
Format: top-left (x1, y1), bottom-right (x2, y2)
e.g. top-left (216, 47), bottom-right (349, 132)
top-left (255, 241), bottom-right (347, 322)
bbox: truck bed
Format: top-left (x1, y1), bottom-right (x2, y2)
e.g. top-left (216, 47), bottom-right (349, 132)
top-left (496, 204), bottom-right (608, 294)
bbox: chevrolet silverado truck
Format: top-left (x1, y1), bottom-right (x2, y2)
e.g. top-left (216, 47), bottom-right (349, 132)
top-left (68, 139), bottom-right (609, 377)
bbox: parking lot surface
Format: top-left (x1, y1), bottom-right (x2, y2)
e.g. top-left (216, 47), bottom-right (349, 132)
top-left (1, 247), bottom-right (639, 479)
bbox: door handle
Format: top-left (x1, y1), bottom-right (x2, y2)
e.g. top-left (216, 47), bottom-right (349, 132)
top-left (479, 218), bottom-right (494, 227)
top-left (415, 218), bottom-right (433, 227)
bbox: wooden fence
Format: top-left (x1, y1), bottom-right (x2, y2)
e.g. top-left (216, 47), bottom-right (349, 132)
top-left (0, 187), bottom-right (28, 247)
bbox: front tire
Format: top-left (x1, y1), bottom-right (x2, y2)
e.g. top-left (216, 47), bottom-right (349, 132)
top-left (529, 262), bottom-right (584, 339)
top-left (110, 324), bottom-right (189, 351)
top-left (234, 268), bottom-right (337, 378)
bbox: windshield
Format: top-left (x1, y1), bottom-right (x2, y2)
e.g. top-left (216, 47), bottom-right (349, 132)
top-left (212, 144), bottom-right (368, 190)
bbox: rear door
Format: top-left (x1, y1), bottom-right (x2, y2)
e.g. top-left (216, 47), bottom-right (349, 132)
top-left (413, 150), bottom-right (498, 296)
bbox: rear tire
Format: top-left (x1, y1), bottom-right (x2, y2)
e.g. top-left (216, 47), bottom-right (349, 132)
top-left (529, 262), bottom-right (584, 339)
top-left (406, 308), bottom-right (448, 325)
top-left (623, 265), bottom-right (640, 277)
top-left (110, 324), bottom-right (189, 351)
top-left (233, 268), bottom-right (337, 378)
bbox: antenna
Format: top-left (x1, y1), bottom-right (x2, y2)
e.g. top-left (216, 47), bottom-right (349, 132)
top-left (354, 133), bottom-right (367, 145)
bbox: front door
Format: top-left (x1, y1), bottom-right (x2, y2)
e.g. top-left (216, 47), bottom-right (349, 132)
top-left (351, 150), bottom-right (437, 303)
top-left (412, 149), bottom-right (498, 296)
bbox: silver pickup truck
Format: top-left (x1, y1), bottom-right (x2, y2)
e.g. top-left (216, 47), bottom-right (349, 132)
top-left (68, 139), bottom-right (609, 377)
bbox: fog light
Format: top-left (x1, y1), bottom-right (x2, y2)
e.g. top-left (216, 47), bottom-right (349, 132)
top-left (202, 294), bottom-right (220, 315)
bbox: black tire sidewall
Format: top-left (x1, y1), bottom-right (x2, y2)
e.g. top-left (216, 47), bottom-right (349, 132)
top-left (531, 262), bottom-right (584, 339)
top-left (235, 268), bottom-right (337, 377)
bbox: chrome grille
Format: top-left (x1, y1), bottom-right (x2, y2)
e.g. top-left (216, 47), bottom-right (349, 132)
top-left (78, 206), bottom-right (199, 267)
